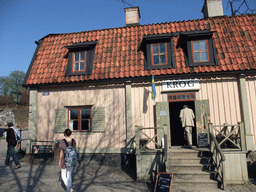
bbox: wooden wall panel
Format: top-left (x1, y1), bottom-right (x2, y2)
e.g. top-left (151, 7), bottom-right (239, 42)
top-left (131, 81), bottom-right (162, 149)
top-left (199, 77), bottom-right (242, 132)
top-left (223, 152), bottom-right (248, 183)
top-left (37, 84), bottom-right (126, 150)
top-left (246, 76), bottom-right (256, 146)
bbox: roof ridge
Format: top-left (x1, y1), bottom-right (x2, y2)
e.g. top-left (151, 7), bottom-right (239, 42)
top-left (39, 14), bottom-right (255, 41)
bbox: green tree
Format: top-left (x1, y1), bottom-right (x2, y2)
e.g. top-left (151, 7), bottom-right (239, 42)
top-left (0, 70), bottom-right (26, 96)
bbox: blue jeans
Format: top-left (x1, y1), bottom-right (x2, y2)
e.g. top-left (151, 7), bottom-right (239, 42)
top-left (5, 145), bottom-right (20, 166)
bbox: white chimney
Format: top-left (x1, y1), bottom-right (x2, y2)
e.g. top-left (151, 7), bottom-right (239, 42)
top-left (124, 7), bottom-right (141, 26)
top-left (202, 0), bottom-right (224, 18)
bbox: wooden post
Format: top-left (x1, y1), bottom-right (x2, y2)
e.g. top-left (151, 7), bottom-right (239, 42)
top-left (239, 122), bottom-right (246, 151)
top-left (135, 126), bottom-right (140, 155)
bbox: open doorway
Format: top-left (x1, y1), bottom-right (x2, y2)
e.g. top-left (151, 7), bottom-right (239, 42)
top-left (169, 101), bottom-right (196, 146)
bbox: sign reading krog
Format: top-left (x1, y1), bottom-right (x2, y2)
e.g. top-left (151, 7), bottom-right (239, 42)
top-left (162, 79), bottom-right (200, 92)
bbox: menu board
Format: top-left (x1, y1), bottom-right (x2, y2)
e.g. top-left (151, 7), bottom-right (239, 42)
top-left (154, 172), bottom-right (173, 192)
top-left (198, 133), bottom-right (208, 148)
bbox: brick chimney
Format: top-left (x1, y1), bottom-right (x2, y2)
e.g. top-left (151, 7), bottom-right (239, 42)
top-left (202, 0), bottom-right (224, 18)
top-left (124, 7), bottom-right (141, 26)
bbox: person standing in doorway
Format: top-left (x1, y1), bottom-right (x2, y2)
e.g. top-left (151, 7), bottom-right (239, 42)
top-left (59, 129), bottom-right (76, 192)
top-left (180, 105), bottom-right (195, 148)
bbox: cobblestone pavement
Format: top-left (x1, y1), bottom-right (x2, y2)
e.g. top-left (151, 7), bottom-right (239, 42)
top-left (1, 139), bottom-right (256, 192)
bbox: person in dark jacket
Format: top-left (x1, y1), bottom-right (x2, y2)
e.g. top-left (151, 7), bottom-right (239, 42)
top-left (4, 122), bottom-right (21, 169)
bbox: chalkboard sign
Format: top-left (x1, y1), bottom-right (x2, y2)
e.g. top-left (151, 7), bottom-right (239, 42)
top-left (154, 172), bottom-right (173, 192)
top-left (198, 133), bottom-right (208, 148)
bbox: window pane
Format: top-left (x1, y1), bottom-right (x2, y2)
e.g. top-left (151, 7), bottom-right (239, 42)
top-left (70, 109), bottom-right (78, 119)
top-left (81, 109), bottom-right (90, 119)
top-left (160, 54), bottom-right (166, 64)
top-left (73, 120), bottom-right (78, 131)
top-left (168, 95), bottom-right (172, 100)
top-left (194, 52), bottom-right (200, 62)
top-left (153, 55), bottom-right (159, 64)
top-left (186, 94), bottom-right (190, 99)
top-left (182, 95), bottom-right (185, 99)
top-left (173, 95), bottom-right (177, 100)
top-left (75, 52), bottom-right (79, 61)
top-left (153, 44), bottom-right (159, 54)
top-left (193, 41), bottom-right (199, 51)
top-left (200, 40), bottom-right (207, 50)
top-left (74, 63), bottom-right (79, 71)
top-left (80, 52), bottom-right (85, 60)
top-left (81, 120), bottom-right (90, 131)
top-left (159, 44), bottom-right (165, 53)
top-left (80, 62), bottom-right (85, 71)
top-left (201, 51), bottom-right (208, 61)
top-left (191, 94), bottom-right (195, 99)
top-left (177, 95), bottom-right (181, 100)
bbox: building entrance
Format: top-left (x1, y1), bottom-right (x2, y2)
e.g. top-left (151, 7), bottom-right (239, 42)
top-left (169, 101), bottom-right (196, 146)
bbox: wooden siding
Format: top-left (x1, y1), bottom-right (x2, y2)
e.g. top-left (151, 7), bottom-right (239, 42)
top-left (246, 76), bottom-right (256, 146)
top-left (36, 84), bottom-right (126, 150)
top-left (131, 81), bottom-right (163, 148)
top-left (199, 77), bottom-right (242, 131)
top-left (223, 152), bottom-right (248, 183)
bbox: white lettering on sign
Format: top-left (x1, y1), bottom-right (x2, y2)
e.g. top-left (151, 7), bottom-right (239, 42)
top-left (162, 79), bottom-right (200, 92)
top-left (42, 91), bottom-right (50, 96)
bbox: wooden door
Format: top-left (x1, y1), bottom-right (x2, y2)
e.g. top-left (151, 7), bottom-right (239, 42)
top-left (156, 102), bottom-right (171, 147)
top-left (194, 100), bottom-right (210, 146)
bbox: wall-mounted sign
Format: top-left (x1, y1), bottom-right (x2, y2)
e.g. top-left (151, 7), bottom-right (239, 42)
top-left (162, 79), bottom-right (200, 92)
top-left (42, 91), bottom-right (50, 96)
top-left (160, 111), bottom-right (167, 117)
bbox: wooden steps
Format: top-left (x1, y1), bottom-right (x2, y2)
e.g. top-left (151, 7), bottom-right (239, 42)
top-left (166, 146), bottom-right (220, 190)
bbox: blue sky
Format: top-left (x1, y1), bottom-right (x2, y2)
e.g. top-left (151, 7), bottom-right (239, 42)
top-left (0, 0), bottom-right (255, 77)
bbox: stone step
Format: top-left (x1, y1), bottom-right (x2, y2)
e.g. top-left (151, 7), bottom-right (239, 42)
top-left (171, 170), bottom-right (216, 180)
top-left (171, 178), bottom-right (219, 189)
top-left (171, 184), bottom-right (223, 192)
top-left (167, 163), bottom-right (212, 172)
top-left (168, 157), bottom-right (211, 164)
top-left (168, 152), bottom-right (211, 159)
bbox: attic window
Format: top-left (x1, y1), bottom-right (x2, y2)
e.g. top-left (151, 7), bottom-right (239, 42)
top-left (143, 34), bottom-right (176, 70)
top-left (191, 40), bottom-right (210, 62)
top-left (152, 43), bottom-right (168, 65)
top-left (181, 31), bottom-right (219, 67)
top-left (65, 41), bottom-right (97, 76)
top-left (73, 51), bottom-right (86, 72)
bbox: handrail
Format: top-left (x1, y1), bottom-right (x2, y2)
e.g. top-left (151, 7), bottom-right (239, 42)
top-left (209, 123), bottom-right (226, 190)
top-left (209, 133), bottom-right (226, 161)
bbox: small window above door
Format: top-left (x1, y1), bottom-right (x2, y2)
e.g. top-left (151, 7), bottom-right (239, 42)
top-left (168, 93), bottom-right (195, 102)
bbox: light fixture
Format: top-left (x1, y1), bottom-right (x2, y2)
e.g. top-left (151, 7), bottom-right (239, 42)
top-left (11, 91), bottom-right (22, 105)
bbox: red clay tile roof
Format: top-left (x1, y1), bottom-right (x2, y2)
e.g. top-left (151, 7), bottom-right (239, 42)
top-left (25, 14), bottom-right (256, 86)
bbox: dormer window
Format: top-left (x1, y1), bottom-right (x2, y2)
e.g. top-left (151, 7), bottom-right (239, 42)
top-left (152, 43), bottom-right (168, 65)
top-left (192, 40), bottom-right (210, 62)
top-left (181, 31), bottom-right (219, 67)
top-left (73, 51), bottom-right (86, 72)
top-left (65, 41), bottom-right (97, 76)
top-left (143, 34), bottom-right (176, 70)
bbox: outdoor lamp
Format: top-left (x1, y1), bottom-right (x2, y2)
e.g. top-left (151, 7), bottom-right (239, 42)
top-left (11, 91), bottom-right (22, 105)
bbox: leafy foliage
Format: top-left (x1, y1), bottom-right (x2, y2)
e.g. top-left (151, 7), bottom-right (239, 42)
top-left (0, 70), bottom-right (26, 96)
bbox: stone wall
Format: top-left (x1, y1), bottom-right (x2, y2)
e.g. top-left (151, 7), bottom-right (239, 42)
top-left (0, 108), bottom-right (15, 126)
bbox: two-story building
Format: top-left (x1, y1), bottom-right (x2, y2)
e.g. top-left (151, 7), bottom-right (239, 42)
top-left (24, 0), bottom-right (256, 187)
